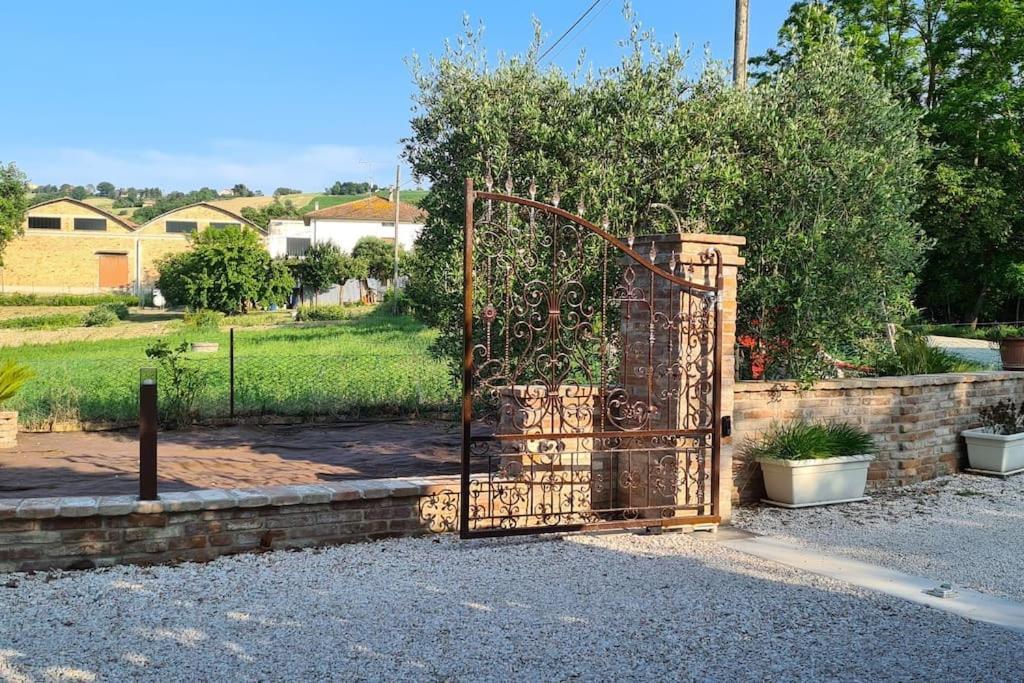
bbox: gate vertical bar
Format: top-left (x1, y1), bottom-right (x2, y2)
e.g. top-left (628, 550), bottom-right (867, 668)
top-left (710, 251), bottom-right (725, 518)
top-left (459, 177), bottom-right (475, 538)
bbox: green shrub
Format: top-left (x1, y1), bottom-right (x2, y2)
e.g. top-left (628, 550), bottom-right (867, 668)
top-left (745, 422), bottom-right (875, 461)
top-left (145, 340), bottom-right (208, 429)
top-left (183, 309), bottom-right (224, 330)
top-left (873, 334), bottom-right (983, 375)
top-left (96, 302), bottom-right (130, 320)
top-left (295, 305), bottom-right (358, 322)
top-left (0, 360), bottom-right (33, 406)
top-left (983, 325), bottom-right (1024, 342)
top-left (0, 292), bottom-right (135, 307)
top-left (83, 306), bottom-right (119, 328)
top-left (0, 313), bottom-right (82, 330)
top-left (382, 289), bottom-right (413, 316)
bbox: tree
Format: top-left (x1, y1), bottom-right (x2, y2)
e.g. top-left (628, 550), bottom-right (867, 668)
top-left (404, 12), bottom-right (924, 380)
top-left (273, 187), bottom-right (302, 197)
top-left (155, 226), bottom-right (293, 313)
top-left (294, 242), bottom-right (364, 297)
top-left (0, 162), bottom-right (29, 266)
top-left (239, 199), bottom-right (302, 230)
top-left (759, 0), bottom-right (1024, 325)
top-left (96, 181), bottom-right (116, 198)
top-left (231, 184), bottom-right (255, 198)
top-left (70, 185), bottom-right (89, 200)
top-left (325, 181), bottom-right (373, 196)
top-left (351, 236), bottom-right (399, 282)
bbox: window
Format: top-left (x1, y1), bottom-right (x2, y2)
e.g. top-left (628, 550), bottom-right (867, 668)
top-left (28, 216), bottom-right (61, 230)
top-left (286, 237), bottom-right (311, 257)
top-left (74, 218), bottom-right (107, 231)
top-left (381, 221), bottom-right (395, 227)
top-left (208, 222), bottom-right (241, 230)
top-left (166, 221), bottom-right (197, 234)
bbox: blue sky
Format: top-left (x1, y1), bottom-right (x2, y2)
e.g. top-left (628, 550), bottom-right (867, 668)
top-left (1, 1), bottom-right (793, 193)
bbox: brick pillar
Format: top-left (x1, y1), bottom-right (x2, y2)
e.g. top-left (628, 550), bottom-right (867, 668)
top-left (623, 233), bottom-right (744, 523)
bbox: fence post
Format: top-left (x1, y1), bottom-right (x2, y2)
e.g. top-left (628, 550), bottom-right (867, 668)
top-left (139, 368), bottom-right (158, 501)
top-left (229, 327), bottom-right (235, 419)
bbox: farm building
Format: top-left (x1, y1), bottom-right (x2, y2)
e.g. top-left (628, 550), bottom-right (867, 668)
top-left (270, 195), bottom-right (425, 258)
top-left (131, 202), bottom-right (264, 292)
top-left (0, 198), bottom-right (262, 295)
top-left (1, 198), bottom-right (139, 294)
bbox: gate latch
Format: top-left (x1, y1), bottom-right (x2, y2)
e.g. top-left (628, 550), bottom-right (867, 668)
top-left (721, 416), bottom-right (732, 437)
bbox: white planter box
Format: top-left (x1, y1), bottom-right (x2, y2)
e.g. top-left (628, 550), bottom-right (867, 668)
top-left (758, 454), bottom-right (873, 508)
top-left (962, 427), bottom-right (1024, 475)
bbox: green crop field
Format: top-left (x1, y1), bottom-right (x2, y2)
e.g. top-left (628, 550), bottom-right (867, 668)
top-left (2, 307), bottom-right (456, 428)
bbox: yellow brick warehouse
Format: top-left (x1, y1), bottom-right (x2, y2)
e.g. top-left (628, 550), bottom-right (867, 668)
top-left (0, 198), bottom-right (264, 295)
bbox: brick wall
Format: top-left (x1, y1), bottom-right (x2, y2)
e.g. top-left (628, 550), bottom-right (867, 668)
top-left (0, 478), bottom-right (460, 573)
top-left (731, 373), bottom-right (1024, 502)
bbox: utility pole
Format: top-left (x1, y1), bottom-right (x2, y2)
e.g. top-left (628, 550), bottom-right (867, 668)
top-left (392, 164), bottom-right (401, 312)
top-left (733, 0), bottom-right (749, 89)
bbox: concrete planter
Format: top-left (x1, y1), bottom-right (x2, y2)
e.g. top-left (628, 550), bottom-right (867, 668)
top-left (0, 410), bottom-right (17, 449)
top-left (758, 454), bottom-right (873, 508)
top-left (962, 427), bottom-right (1024, 475)
top-left (190, 342), bottom-right (219, 353)
top-left (998, 337), bottom-right (1024, 371)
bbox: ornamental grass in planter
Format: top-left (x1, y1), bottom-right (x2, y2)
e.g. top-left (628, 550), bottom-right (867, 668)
top-left (746, 422), bottom-right (876, 508)
top-left (0, 360), bottom-right (34, 449)
top-left (962, 399), bottom-right (1024, 476)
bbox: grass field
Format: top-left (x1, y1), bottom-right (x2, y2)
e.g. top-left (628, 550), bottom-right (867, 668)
top-left (2, 306), bottom-right (454, 428)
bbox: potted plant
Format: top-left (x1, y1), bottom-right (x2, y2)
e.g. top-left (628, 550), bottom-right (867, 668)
top-left (747, 422), bottom-right (876, 508)
top-left (962, 399), bottom-right (1024, 476)
top-left (0, 360), bottom-right (34, 449)
top-left (985, 325), bottom-right (1024, 371)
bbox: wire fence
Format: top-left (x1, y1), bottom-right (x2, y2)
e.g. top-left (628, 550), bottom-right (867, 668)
top-left (9, 332), bottom-right (458, 429)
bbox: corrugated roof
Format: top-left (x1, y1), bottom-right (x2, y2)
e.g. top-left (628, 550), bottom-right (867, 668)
top-left (303, 196), bottom-right (426, 225)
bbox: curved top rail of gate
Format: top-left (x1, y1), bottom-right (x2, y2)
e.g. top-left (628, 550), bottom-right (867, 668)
top-left (472, 189), bottom-right (719, 294)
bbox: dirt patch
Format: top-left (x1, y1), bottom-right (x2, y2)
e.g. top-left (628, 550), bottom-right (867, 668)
top-left (0, 420), bottom-right (460, 498)
top-left (0, 309), bottom-right (182, 348)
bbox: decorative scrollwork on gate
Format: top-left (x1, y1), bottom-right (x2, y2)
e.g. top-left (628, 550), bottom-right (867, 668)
top-left (460, 177), bottom-right (723, 538)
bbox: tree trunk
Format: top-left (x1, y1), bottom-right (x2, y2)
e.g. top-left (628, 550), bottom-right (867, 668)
top-left (967, 288), bottom-right (988, 329)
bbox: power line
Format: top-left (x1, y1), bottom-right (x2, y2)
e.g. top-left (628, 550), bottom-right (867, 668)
top-left (537, 0), bottom-right (603, 63)
top-left (547, 0), bottom-right (614, 63)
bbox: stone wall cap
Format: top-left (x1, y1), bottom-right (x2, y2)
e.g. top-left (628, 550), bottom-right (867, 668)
top-left (0, 476), bottom-right (464, 521)
top-left (736, 371), bottom-right (1024, 393)
top-left (635, 232), bottom-right (747, 247)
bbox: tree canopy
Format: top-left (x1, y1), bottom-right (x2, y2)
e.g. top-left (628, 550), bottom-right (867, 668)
top-left (155, 226), bottom-right (293, 313)
top-left (759, 0), bottom-right (1024, 325)
top-left (0, 162), bottom-right (29, 266)
top-left (403, 14), bottom-right (924, 380)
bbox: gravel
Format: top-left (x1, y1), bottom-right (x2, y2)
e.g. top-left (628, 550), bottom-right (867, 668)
top-left (2, 528), bottom-right (1023, 681)
top-left (927, 335), bottom-right (1002, 368)
top-left (734, 472), bottom-right (1024, 603)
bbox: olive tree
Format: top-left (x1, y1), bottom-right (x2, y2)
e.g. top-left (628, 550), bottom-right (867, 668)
top-left (404, 15), bottom-right (924, 380)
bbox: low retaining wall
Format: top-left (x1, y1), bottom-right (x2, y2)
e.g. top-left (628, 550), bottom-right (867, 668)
top-left (0, 478), bottom-right (461, 573)
top-left (731, 372), bottom-right (1024, 502)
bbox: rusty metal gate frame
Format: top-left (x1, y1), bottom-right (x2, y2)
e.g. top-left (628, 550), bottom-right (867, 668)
top-left (460, 177), bottom-right (724, 539)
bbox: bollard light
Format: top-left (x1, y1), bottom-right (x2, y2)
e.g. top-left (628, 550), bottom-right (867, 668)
top-left (139, 367), bottom-right (158, 501)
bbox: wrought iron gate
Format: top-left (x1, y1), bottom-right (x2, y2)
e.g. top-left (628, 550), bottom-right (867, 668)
top-left (460, 177), bottom-right (724, 538)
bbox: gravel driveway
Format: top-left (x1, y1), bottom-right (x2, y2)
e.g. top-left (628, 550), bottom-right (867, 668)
top-left (2, 529), bottom-right (1022, 681)
top-left (734, 473), bottom-right (1024, 602)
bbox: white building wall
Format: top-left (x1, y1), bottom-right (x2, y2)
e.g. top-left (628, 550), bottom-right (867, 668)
top-left (270, 218), bottom-right (421, 257)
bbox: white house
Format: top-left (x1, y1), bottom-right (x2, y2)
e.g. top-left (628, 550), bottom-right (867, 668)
top-left (267, 195), bottom-right (426, 305)
top-left (266, 195), bottom-right (424, 260)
